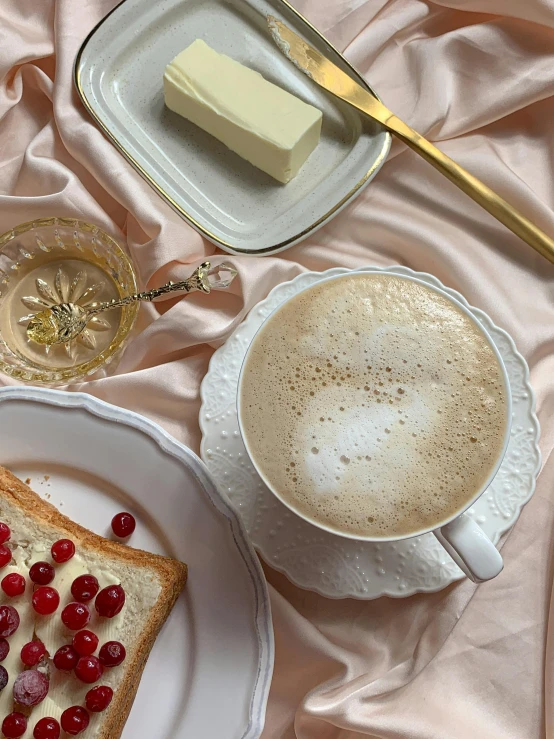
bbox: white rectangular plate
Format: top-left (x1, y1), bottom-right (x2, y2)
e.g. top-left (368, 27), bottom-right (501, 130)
top-left (75, 0), bottom-right (390, 255)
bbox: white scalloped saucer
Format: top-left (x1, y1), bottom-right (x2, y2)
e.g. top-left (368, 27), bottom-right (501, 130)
top-left (200, 266), bottom-right (541, 599)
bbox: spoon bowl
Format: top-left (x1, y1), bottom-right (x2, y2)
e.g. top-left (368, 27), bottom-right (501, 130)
top-left (27, 305), bottom-right (89, 345)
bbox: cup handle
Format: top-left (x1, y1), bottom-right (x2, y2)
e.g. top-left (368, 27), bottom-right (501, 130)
top-left (434, 513), bottom-right (503, 583)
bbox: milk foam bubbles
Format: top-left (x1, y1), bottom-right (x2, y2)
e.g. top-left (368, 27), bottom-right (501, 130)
top-left (239, 274), bottom-right (507, 538)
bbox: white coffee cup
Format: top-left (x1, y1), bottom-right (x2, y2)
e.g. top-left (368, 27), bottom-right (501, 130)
top-left (237, 275), bottom-right (512, 584)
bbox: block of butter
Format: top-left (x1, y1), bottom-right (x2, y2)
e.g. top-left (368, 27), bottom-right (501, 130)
top-left (163, 39), bottom-right (323, 183)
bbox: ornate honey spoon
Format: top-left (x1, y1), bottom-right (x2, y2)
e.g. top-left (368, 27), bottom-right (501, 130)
top-left (26, 261), bottom-right (237, 346)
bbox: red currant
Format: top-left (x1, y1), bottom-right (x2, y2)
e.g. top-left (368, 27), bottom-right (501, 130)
top-left (53, 645), bottom-right (78, 671)
top-left (0, 637), bottom-right (10, 661)
top-left (2, 573), bottom-right (25, 597)
top-left (33, 717), bottom-right (61, 739)
top-left (99, 641), bottom-right (126, 667)
top-left (70, 574), bottom-right (99, 603)
top-left (0, 665), bottom-right (8, 691)
top-left (2, 712), bottom-right (27, 738)
top-left (29, 562), bottom-right (54, 586)
top-left (60, 707), bottom-right (89, 736)
top-left (0, 523), bottom-right (10, 544)
top-left (95, 584), bottom-right (125, 618)
top-left (85, 685), bottom-right (113, 712)
top-left (72, 630), bottom-right (98, 656)
top-left (51, 539), bottom-right (75, 564)
top-left (111, 512), bottom-right (136, 538)
top-left (75, 655), bottom-right (103, 684)
top-left (61, 602), bottom-right (90, 630)
top-left (32, 587), bottom-right (59, 616)
top-left (0, 545), bottom-right (12, 568)
top-left (0, 605), bottom-right (19, 637)
top-left (21, 641), bottom-right (47, 667)
top-left (13, 669), bottom-right (48, 706)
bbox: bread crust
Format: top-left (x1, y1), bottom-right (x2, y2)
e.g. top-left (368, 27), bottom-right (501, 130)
top-left (0, 466), bottom-right (187, 739)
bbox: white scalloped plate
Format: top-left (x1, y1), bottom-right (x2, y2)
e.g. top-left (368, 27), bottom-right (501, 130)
top-left (200, 266), bottom-right (541, 599)
top-left (0, 387), bottom-right (273, 737)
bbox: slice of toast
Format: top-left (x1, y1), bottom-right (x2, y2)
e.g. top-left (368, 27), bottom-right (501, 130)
top-left (0, 465), bottom-right (187, 738)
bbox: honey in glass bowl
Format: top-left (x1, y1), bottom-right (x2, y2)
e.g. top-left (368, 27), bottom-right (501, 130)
top-left (0, 218), bottom-right (138, 385)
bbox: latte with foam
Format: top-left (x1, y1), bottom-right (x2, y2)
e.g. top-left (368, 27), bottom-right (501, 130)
top-left (239, 274), bottom-right (508, 538)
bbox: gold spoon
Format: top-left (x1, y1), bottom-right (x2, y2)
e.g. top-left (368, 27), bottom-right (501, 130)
top-left (26, 261), bottom-right (237, 346)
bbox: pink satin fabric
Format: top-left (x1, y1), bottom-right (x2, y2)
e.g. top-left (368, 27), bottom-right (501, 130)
top-left (1, 0), bottom-right (553, 736)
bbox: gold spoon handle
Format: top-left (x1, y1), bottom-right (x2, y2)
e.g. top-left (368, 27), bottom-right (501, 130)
top-left (87, 261), bottom-right (213, 317)
top-left (385, 114), bottom-right (554, 263)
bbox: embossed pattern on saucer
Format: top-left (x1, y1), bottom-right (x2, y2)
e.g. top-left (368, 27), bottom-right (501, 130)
top-left (199, 266), bottom-right (541, 599)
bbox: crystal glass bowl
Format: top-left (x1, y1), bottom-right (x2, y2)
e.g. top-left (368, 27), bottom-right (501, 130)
top-left (0, 218), bottom-right (138, 385)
